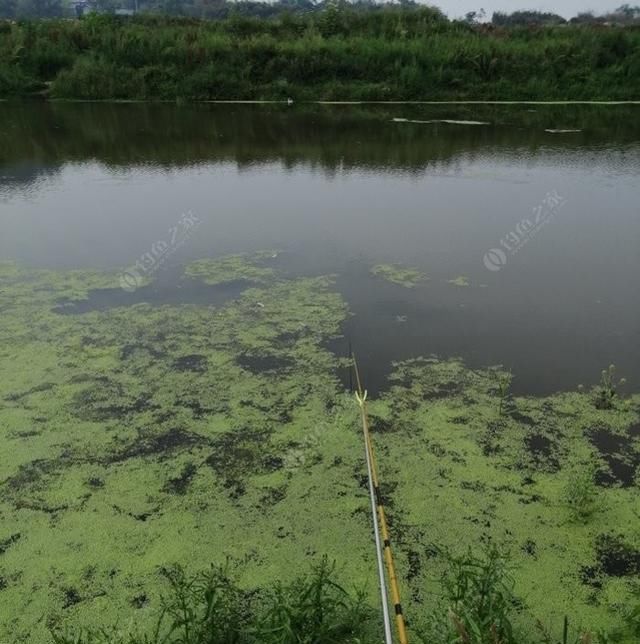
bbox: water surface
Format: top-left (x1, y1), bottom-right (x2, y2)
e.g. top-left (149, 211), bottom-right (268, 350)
top-left (1, 101), bottom-right (639, 394)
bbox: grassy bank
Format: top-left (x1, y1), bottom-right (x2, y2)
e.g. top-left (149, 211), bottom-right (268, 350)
top-left (1, 11), bottom-right (640, 100)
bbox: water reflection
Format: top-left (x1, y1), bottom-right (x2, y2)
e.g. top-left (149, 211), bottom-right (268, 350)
top-left (0, 101), bottom-right (639, 395)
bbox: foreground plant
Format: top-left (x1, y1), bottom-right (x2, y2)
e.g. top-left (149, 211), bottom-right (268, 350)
top-left (597, 587), bottom-right (640, 643)
top-left (258, 557), bottom-right (374, 644)
top-left (418, 545), bottom-right (518, 644)
top-left (52, 564), bottom-right (252, 644)
top-left (50, 550), bottom-right (636, 644)
top-left (564, 461), bottom-right (600, 522)
top-left (51, 559), bottom-right (374, 644)
top-left (536, 616), bottom-right (596, 644)
top-left (594, 364), bottom-right (626, 410)
top-left (489, 368), bottom-right (512, 417)
top-left (160, 564), bottom-right (253, 644)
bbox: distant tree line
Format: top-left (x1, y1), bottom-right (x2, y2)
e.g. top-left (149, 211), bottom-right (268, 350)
top-left (1, 0), bottom-right (639, 24)
top-left (492, 6), bottom-right (640, 26)
top-left (0, 0), bottom-right (431, 20)
top-left (491, 11), bottom-right (566, 26)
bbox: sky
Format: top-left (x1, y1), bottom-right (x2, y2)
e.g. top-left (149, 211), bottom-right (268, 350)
top-left (431, 0), bottom-right (626, 19)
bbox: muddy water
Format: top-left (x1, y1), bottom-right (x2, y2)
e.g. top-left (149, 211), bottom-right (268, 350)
top-left (1, 101), bottom-right (639, 394)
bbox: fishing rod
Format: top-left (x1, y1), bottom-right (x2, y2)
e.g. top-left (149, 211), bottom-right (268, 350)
top-left (353, 354), bottom-right (409, 644)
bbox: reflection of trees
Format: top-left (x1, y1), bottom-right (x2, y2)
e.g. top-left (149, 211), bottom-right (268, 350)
top-left (1, 102), bottom-right (639, 191)
top-left (0, 161), bottom-right (60, 196)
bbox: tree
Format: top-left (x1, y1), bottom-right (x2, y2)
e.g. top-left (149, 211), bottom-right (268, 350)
top-left (606, 4), bottom-right (640, 23)
top-left (615, 4), bottom-right (640, 18)
top-left (492, 10), bottom-right (566, 26)
top-left (464, 7), bottom-right (485, 24)
top-left (570, 11), bottom-right (604, 24)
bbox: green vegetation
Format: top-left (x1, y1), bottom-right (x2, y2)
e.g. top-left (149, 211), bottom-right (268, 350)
top-left (50, 549), bottom-right (637, 644)
top-left (565, 461), bottom-right (600, 522)
top-left (1, 258), bottom-right (639, 643)
top-left (184, 252), bottom-right (278, 286)
top-left (1, 10), bottom-right (640, 100)
top-left (52, 558), bottom-right (375, 644)
top-left (447, 276), bottom-right (470, 287)
top-left (491, 367), bottom-right (512, 417)
top-left (594, 364), bottom-right (627, 410)
top-left (419, 546), bottom-right (518, 644)
top-left (370, 263), bottom-right (427, 288)
top-left (2, 0), bottom-right (639, 25)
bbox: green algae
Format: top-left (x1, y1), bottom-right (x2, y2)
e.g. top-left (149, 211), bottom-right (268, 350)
top-left (0, 258), bottom-right (372, 643)
top-left (370, 264), bottom-right (427, 288)
top-left (1, 259), bottom-right (639, 643)
top-left (369, 357), bottom-right (640, 640)
top-left (184, 252), bottom-right (278, 286)
top-left (447, 275), bottom-right (470, 287)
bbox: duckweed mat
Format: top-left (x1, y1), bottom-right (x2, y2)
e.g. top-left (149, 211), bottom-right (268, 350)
top-left (0, 256), bottom-right (638, 642)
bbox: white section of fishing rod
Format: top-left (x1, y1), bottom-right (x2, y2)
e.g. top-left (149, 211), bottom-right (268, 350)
top-left (363, 416), bottom-right (393, 644)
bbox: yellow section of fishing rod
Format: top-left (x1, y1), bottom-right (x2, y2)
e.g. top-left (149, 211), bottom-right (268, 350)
top-left (353, 356), bottom-right (409, 644)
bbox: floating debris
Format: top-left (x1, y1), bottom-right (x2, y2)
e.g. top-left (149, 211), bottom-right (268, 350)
top-left (392, 118), bottom-right (490, 126)
top-left (544, 128), bottom-right (582, 133)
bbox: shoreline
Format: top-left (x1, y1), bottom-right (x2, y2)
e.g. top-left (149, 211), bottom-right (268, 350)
top-left (4, 97), bottom-right (640, 105)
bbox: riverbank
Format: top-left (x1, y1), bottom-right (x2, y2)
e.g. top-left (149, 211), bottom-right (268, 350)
top-left (1, 13), bottom-right (640, 101)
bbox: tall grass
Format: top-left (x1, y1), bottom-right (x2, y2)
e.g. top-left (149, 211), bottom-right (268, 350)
top-left (51, 558), bottom-right (375, 644)
top-left (1, 12), bottom-right (640, 100)
top-left (51, 551), bottom-right (616, 644)
top-left (417, 546), bottom-right (518, 644)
